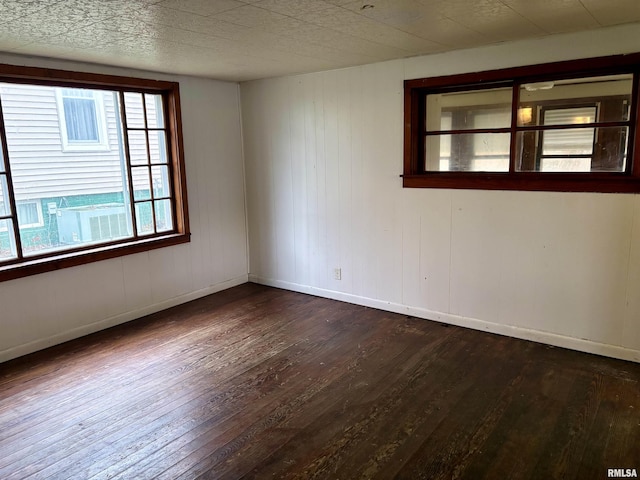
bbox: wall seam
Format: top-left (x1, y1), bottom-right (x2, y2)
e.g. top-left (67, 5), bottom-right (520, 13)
top-left (237, 82), bottom-right (251, 276)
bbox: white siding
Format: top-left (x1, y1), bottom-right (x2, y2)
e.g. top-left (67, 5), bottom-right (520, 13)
top-left (242, 22), bottom-right (640, 362)
top-left (1, 84), bottom-right (123, 199)
top-left (0, 84), bottom-right (161, 200)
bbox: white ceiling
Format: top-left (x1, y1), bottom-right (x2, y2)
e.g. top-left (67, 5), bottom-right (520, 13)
top-left (0, 0), bottom-right (639, 82)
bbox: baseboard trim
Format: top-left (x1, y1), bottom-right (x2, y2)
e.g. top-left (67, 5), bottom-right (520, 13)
top-left (249, 274), bottom-right (640, 363)
top-left (1, 275), bottom-right (249, 363)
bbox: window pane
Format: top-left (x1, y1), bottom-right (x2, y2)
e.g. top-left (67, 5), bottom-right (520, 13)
top-left (155, 199), bottom-right (173, 233)
top-left (152, 165), bottom-right (170, 198)
top-left (128, 130), bottom-right (149, 165)
top-left (426, 87), bottom-right (512, 131)
top-left (0, 175), bottom-right (9, 216)
top-left (124, 92), bottom-right (145, 128)
top-left (63, 97), bottom-right (99, 142)
top-left (0, 219), bottom-right (17, 260)
top-left (425, 133), bottom-right (510, 172)
top-left (540, 158), bottom-right (592, 172)
top-left (542, 106), bottom-right (597, 127)
top-left (57, 88), bottom-right (107, 151)
top-left (16, 202), bottom-right (41, 227)
top-left (542, 127), bottom-right (595, 156)
top-left (135, 201), bottom-right (154, 235)
top-left (132, 166), bottom-right (151, 201)
top-left (518, 74), bottom-right (632, 126)
top-left (0, 83), bottom-right (134, 256)
top-left (145, 94), bottom-right (164, 128)
top-left (516, 127), bottom-right (628, 172)
top-left (149, 130), bottom-right (168, 164)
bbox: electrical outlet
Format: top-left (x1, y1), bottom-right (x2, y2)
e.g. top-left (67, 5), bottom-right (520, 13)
top-left (333, 268), bottom-right (342, 280)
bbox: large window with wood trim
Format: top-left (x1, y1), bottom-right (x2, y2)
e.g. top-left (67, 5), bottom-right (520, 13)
top-left (0, 64), bottom-right (189, 281)
top-left (403, 54), bottom-right (640, 192)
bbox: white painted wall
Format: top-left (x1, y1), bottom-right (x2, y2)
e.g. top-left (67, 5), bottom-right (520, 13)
top-left (0, 53), bottom-right (248, 362)
top-left (241, 23), bottom-right (640, 362)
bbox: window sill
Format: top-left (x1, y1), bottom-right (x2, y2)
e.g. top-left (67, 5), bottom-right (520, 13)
top-left (61, 143), bottom-right (111, 153)
top-left (0, 232), bottom-right (190, 282)
top-left (402, 173), bottom-right (640, 193)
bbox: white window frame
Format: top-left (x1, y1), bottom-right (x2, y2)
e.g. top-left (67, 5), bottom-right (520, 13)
top-left (55, 88), bottom-right (109, 152)
top-left (0, 200), bottom-right (44, 231)
top-left (16, 200), bottom-right (44, 229)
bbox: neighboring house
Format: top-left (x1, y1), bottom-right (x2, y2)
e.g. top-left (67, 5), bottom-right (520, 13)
top-left (0, 83), bottom-right (168, 255)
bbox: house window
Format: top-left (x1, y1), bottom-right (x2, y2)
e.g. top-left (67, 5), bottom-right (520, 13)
top-left (535, 105), bottom-right (598, 172)
top-left (0, 201), bottom-right (42, 231)
top-left (0, 64), bottom-right (190, 281)
top-left (56, 87), bottom-right (109, 151)
top-left (403, 54), bottom-right (640, 192)
top-left (16, 201), bottom-right (43, 228)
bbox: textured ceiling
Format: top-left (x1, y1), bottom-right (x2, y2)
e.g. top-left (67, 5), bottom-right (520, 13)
top-left (0, 0), bottom-right (639, 82)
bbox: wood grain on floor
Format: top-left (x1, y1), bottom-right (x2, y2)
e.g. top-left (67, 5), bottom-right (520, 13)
top-left (1, 283), bottom-right (639, 479)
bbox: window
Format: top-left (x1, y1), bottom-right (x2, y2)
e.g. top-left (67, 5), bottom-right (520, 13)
top-left (536, 105), bottom-right (598, 172)
top-left (403, 54), bottom-right (640, 192)
top-left (0, 64), bottom-right (190, 281)
top-left (0, 201), bottom-right (42, 230)
top-left (16, 201), bottom-right (43, 228)
top-left (56, 87), bottom-right (110, 151)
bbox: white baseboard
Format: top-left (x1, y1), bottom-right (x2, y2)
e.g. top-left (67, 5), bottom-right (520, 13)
top-left (0, 275), bottom-right (249, 363)
top-left (249, 274), bottom-right (640, 364)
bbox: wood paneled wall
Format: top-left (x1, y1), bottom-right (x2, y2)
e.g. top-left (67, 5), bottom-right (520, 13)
top-left (241, 23), bottom-right (640, 362)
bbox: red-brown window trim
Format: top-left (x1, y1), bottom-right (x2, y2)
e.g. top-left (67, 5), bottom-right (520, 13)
top-left (403, 53), bottom-right (640, 192)
top-left (0, 63), bottom-right (190, 282)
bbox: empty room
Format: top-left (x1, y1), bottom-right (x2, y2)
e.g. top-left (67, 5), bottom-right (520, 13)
top-left (1, 0), bottom-right (640, 478)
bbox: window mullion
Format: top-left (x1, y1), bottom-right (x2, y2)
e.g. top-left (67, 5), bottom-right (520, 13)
top-left (141, 96), bottom-right (157, 233)
top-left (118, 91), bottom-right (139, 239)
top-left (0, 95), bottom-right (24, 259)
top-left (425, 127), bottom-right (512, 135)
top-left (144, 152), bottom-right (156, 233)
top-left (517, 120), bottom-right (630, 131)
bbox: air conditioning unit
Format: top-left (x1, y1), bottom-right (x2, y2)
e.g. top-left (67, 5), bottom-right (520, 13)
top-left (57, 203), bottom-right (130, 244)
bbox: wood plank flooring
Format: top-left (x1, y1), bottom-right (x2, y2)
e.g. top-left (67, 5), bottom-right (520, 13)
top-left (1, 283), bottom-right (639, 479)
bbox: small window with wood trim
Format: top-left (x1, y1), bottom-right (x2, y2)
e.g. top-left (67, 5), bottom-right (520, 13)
top-left (403, 54), bottom-right (640, 192)
top-left (0, 64), bottom-right (189, 281)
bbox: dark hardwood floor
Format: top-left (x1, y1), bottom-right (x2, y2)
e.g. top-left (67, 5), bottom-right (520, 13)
top-left (1, 283), bottom-right (639, 480)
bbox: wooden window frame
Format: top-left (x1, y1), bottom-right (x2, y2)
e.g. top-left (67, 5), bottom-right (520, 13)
top-left (0, 63), bottom-right (190, 282)
top-left (403, 53), bottom-right (640, 192)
